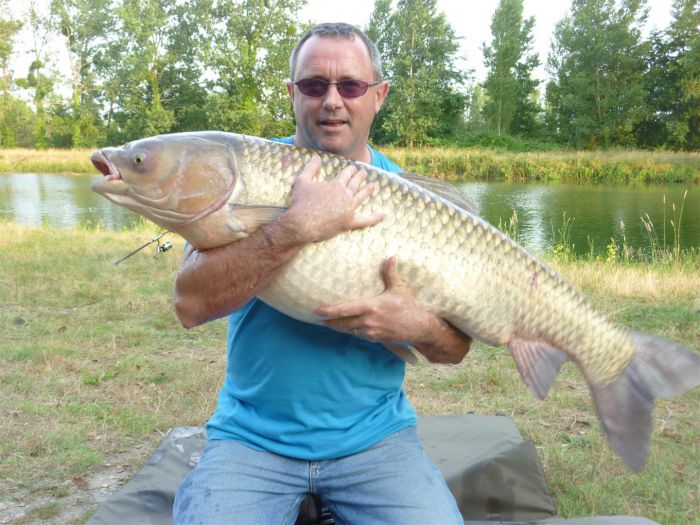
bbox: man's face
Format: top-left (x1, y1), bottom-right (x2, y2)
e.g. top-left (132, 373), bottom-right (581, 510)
top-left (287, 35), bottom-right (388, 163)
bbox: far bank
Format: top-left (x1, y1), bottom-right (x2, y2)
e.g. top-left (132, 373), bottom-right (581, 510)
top-left (2, 145), bottom-right (699, 184)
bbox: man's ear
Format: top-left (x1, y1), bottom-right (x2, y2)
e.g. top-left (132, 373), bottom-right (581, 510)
top-left (374, 81), bottom-right (389, 114)
top-left (286, 82), bottom-right (295, 102)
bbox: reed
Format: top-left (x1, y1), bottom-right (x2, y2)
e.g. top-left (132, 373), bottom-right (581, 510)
top-left (2, 146), bottom-right (699, 183)
top-left (525, 191), bottom-right (697, 267)
top-left (383, 146), bottom-right (700, 183)
top-left (0, 148), bottom-right (94, 174)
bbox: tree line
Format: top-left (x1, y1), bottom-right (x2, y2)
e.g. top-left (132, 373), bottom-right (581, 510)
top-left (0, 0), bottom-right (697, 151)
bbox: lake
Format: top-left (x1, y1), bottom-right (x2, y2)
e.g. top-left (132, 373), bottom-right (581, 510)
top-left (1, 173), bottom-right (697, 257)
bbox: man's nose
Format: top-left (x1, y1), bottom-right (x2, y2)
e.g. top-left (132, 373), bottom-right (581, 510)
top-left (322, 84), bottom-right (343, 110)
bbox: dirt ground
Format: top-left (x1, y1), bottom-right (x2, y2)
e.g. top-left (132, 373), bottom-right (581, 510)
top-left (0, 442), bottom-right (156, 525)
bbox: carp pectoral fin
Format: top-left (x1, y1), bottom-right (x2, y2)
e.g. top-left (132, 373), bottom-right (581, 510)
top-left (229, 204), bottom-right (288, 232)
top-left (590, 332), bottom-right (700, 471)
top-left (507, 339), bottom-right (568, 399)
top-left (384, 342), bottom-right (419, 365)
top-left (399, 171), bottom-right (479, 215)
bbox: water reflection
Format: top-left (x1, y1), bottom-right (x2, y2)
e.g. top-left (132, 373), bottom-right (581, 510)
top-left (0, 173), bottom-right (142, 229)
top-left (1, 173), bottom-right (697, 256)
top-left (459, 181), bottom-right (698, 255)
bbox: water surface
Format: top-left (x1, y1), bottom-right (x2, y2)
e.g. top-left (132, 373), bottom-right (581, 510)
top-left (1, 173), bottom-right (697, 256)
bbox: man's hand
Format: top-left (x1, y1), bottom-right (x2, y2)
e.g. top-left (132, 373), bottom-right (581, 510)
top-left (315, 257), bottom-right (472, 364)
top-left (279, 156), bottom-right (385, 245)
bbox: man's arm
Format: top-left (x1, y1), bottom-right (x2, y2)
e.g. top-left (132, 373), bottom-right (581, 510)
top-left (174, 157), bottom-right (383, 328)
top-left (315, 257), bottom-right (472, 364)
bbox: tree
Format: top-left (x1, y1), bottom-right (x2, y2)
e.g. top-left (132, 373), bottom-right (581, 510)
top-left (0, 1), bottom-right (23, 147)
top-left (666, 0), bottom-right (699, 149)
top-left (482, 0), bottom-right (539, 136)
top-left (15, 1), bottom-right (56, 148)
top-left (110, 0), bottom-right (179, 138)
top-left (368, 0), bottom-right (466, 146)
top-left (465, 83), bottom-right (487, 134)
top-left (546, 0), bottom-right (649, 148)
top-left (51, 0), bottom-right (114, 147)
top-left (204, 0), bottom-right (303, 137)
top-left (634, 30), bottom-right (678, 148)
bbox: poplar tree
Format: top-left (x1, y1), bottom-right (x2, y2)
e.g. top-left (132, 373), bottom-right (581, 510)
top-left (368, 0), bottom-right (465, 146)
top-left (667, 0), bottom-right (699, 149)
top-left (50, 0), bottom-right (114, 147)
top-left (0, 1), bottom-right (22, 147)
top-left (18, 1), bottom-right (54, 148)
top-left (546, 0), bottom-right (648, 148)
top-left (481, 0), bottom-right (539, 136)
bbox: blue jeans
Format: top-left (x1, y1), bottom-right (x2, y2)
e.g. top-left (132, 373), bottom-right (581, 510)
top-left (173, 427), bottom-right (463, 525)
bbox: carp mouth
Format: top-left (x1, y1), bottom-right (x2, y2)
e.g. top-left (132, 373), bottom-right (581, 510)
top-left (90, 151), bottom-right (122, 182)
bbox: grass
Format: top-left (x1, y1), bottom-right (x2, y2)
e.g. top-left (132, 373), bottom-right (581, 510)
top-left (1, 221), bottom-right (698, 524)
top-left (2, 146), bottom-right (699, 184)
top-left (0, 148), bottom-right (95, 174)
top-left (383, 146), bottom-right (700, 183)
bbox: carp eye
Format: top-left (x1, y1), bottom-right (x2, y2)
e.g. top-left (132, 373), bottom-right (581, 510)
top-left (133, 153), bottom-right (147, 165)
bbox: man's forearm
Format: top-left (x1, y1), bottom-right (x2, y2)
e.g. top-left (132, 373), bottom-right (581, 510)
top-left (412, 317), bottom-right (472, 365)
top-left (174, 219), bottom-right (305, 329)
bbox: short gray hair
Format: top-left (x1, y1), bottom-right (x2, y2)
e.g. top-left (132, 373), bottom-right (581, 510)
top-left (289, 23), bottom-right (384, 82)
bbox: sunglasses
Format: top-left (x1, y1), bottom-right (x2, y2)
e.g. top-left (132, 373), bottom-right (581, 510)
top-left (291, 78), bottom-right (381, 98)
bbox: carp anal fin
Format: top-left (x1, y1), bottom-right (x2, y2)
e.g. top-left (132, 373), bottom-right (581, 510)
top-left (229, 204), bottom-right (288, 232)
top-left (384, 342), bottom-right (419, 365)
top-left (508, 339), bottom-right (568, 399)
top-left (590, 332), bottom-right (700, 471)
top-left (399, 171), bottom-right (479, 215)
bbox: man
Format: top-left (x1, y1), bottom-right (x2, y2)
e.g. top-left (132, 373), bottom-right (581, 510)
top-left (173, 23), bottom-right (471, 524)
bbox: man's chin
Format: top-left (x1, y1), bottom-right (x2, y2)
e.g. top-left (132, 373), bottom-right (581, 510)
top-left (315, 135), bottom-right (352, 156)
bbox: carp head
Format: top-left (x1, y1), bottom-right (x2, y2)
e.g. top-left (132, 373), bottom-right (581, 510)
top-left (91, 132), bottom-right (239, 233)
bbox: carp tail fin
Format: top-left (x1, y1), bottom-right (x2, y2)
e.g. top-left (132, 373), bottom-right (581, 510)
top-left (591, 332), bottom-right (699, 471)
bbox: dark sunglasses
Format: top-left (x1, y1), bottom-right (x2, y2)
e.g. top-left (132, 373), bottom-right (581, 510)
top-left (292, 78), bottom-right (381, 98)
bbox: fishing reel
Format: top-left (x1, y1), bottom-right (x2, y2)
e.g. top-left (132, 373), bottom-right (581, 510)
top-left (156, 240), bottom-right (173, 253)
top-left (114, 231), bottom-right (172, 265)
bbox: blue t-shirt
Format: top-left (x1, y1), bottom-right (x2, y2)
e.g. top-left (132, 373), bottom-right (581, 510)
top-left (206, 138), bottom-right (415, 460)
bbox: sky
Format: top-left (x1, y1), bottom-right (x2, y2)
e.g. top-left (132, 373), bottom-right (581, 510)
top-left (7, 0), bottom-right (675, 91)
top-left (297, 0), bottom-right (675, 82)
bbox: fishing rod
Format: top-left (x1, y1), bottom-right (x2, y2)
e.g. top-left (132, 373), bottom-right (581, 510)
top-left (113, 231), bottom-right (172, 265)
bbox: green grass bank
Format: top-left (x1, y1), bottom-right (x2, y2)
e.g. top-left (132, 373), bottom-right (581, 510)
top-left (383, 146), bottom-right (700, 183)
top-left (1, 222), bottom-right (698, 523)
top-left (2, 146), bottom-right (699, 184)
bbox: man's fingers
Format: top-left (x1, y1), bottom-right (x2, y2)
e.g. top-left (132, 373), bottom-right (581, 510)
top-left (335, 164), bottom-right (359, 186)
top-left (352, 181), bottom-right (375, 204)
top-left (322, 318), bottom-right (362, 334)
top-left (347, 169), bottom-right (368, 192)
top-left (350, 211), bottom-right (385, 230)
top-left (315, 299), bottom-right (368, 319)
top-left (296, 156), bottom-right (322, 184)
top-left (381, 256), bottom-right (401, 290)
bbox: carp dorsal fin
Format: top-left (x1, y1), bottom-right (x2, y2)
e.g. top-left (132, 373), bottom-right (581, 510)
top-left (229, 204), bottom-right (288, 232)
top-left (399, 171), bottom-right (479, 215)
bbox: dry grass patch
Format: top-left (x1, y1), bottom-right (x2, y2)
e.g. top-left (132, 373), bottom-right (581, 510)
top-left (0, 148), bottom-right (94, 174)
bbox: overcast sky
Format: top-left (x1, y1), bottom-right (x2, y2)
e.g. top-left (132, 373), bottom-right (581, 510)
top-left (298, 0), bottom-right (675, 82)
top-left (8, 0), bottom-right (675, 88)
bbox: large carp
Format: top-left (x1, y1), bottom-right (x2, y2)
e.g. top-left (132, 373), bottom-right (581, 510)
top-left (91, 131), bottom-right (699, 470)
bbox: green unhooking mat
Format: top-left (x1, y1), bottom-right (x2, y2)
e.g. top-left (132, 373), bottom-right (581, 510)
top-left (87, 414), bottom-right (659, 525)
